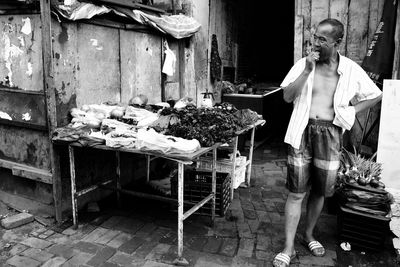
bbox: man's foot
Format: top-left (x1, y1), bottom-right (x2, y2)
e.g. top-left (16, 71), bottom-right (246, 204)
top-left (272, 251), bottom-right (297, 267)
top-left (303, 240), bottom-right (325, 257)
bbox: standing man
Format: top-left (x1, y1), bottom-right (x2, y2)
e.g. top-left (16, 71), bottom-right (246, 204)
top-left (272, 18), bottom-right (382, 267)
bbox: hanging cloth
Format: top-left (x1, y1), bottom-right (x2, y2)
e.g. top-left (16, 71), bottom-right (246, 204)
top-left (210, 34), bottom-right (222, 82)
top-left (361, 0), bottom-right (398, 88)
top-left (162, 41), bottom-right (176, 76)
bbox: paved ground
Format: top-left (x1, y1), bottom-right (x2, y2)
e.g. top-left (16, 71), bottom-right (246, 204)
top-left (0, 138), bottom-right (398, 266)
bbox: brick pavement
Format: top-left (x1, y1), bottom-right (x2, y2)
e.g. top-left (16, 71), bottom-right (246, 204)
top-left (0, 140), bottom-right (397, 266)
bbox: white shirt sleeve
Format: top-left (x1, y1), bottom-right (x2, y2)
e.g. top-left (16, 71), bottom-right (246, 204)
top-left (280, 58), bottom-right (306, 88)
top-left (353, 64), bottom-right (382, 103)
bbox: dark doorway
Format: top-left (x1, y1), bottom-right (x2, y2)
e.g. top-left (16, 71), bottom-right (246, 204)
top-left (232, 0), bottom-right (295, 141)
top-left (237, 1), bottom-right (295, 85)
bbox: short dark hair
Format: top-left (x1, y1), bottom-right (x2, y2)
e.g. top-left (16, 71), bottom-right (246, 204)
top-left (318, 18), bottom-right (344, 40)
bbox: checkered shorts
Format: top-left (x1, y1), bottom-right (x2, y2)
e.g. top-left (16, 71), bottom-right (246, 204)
top-left (286, 119), bottom-right (342, 196)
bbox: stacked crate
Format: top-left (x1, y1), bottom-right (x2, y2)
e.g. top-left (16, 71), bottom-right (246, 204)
top-left (196, 155), bottom-right (247, 189)
top-left (337, 206), bottom-right (390, 251)
top-left (171, 170), bottom-right (231, 216)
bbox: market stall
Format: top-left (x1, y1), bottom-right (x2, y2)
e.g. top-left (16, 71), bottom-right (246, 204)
top-left (51, 99), bottom-right (264, 263)
top-left (63, 141), bottom-right (219, 265)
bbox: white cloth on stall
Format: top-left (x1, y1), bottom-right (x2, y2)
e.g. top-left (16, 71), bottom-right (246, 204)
top-left (136, 128), bottom-right (200, 154)
top-left (124, 106), bottom-right (158, 127)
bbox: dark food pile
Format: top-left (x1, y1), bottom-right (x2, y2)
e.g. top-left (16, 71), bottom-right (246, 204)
top-left (154, 103), bottom-right (258, 147)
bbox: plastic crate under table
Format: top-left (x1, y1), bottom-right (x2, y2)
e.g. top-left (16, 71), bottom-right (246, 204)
top-left (337, 205), bottom-right (390, 251)
top-left (171, 170), bottom-right (231, 216)
top-left (196, 156), bottom-right (247, 189)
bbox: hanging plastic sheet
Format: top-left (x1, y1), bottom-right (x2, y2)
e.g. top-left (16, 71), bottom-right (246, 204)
top-left (54, 1), bottom-right (116, 20)
top-left (53, 1), bottom-right (201, 39)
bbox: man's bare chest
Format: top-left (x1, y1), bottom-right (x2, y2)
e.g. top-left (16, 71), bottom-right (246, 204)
top-left (312, 68), bottom-right (339, 97)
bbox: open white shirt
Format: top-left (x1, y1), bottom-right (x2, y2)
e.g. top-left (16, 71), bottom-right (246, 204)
top-left (281, 53), bottom-right (382, 149)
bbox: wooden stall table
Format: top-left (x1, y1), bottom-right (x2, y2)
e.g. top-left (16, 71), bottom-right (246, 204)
top-left (59, 140), bottom-right (221, 266)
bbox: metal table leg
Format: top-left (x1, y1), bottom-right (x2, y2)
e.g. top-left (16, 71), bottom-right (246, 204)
top-left (230, 136), bottom-right (238, 200)
top-left (246, 126), bottom-right (256, 186)
top-left (211, 147), bottom-right (217, 222)
top-left (146, 155), bottom-right (151, 182)
top-left (68, 145), bottom-right (78, 229)
top-left (116, 151), bottom-right (121, 208)
top-left (174, 162), bottom-right (188, 266)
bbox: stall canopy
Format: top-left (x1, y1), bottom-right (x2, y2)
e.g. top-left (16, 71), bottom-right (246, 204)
top-left (52, 0), bottom-right (201, 39)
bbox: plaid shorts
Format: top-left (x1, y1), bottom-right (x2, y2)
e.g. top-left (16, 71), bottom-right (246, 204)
top-left (286, 119), bottom-right (342, 197)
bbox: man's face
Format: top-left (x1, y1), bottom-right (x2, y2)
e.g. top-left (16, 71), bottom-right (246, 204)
top-left (312, 24), bottom-right (339, 61)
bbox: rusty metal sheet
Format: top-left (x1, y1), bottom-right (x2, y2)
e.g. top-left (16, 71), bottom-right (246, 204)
top-left (120, 30), bottom-right (162, 104)
top-left (0, 14), bottom-right (43, 91)
top-left (76, 23), bottom-right (120, 106)
top-left (0, 125), bottom-right (50, 170)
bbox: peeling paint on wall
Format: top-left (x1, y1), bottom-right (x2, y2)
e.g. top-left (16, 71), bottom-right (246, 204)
top-left (0, 15), bottom-right (42, 91)
top-left (146, 47), bottom-right (153, 56)
top-left (21, 18), bottom-right (32, 35)
top-left (90, 38), bottom-right (103, 50)
top-left (22, 112), bottom-right (31, 121)
top-left (17, 36), bottom-right (25, 47)
top-left (26, 62), bottom-right (32, 77)
top-left (2, 33), bottom-right (24, 87)
top-left (0, 111), bottom-right (12, 120)
top-left (58, 24), bottom-right (68, 44)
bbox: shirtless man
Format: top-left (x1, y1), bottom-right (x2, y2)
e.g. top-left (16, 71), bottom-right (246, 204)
top-left (272, 19), bottom-right (382, 267)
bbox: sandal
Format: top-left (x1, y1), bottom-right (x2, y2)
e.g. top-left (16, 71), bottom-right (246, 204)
top-left (272, 252), bottom-right (296, 267)
top-left (304, 240), bottom-right (325, 257)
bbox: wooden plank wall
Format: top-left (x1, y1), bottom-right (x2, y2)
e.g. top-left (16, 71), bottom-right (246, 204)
top-left (393, 2), bottom-right (400, 79)
top-left (297, 0), bottom-right (385, 61)
top-left (120, 31), bottom-right (162, 104)
top-left (329, 0), bottom-right (349, 55)
top-left (51, 19), bottom-right (180, 121)
top-left (0, 15), bottom-right (182, 216)
top-left (295, 0), bottom-right (396, 151)
top-left (76, 24), bottom-right (121, 105)
top-left (0, 14), bottom-right (52, 170)
top-left (208, 0), bottom-right (238, 102)
top-left (210, 0), bottom-right (236, 69)
top-left (191, 0), bottom-right (211, 104)
top-left (0, 125), bottom-right (50, 170)
top-left (346, 0), bottom-right (371, 64)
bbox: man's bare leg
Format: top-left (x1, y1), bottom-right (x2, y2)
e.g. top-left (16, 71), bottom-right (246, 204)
top-left (304, 191), bottom-right (325, 242)
top-left (282, 192), bottom-right (306, 255)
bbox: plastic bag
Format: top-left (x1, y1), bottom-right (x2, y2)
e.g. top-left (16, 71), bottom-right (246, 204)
top-left (162, 41), bottom-right (176, 76)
